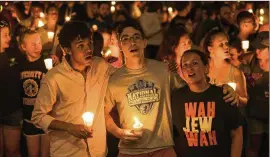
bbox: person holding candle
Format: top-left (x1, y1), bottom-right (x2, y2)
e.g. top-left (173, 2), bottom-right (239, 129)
top-left (171, 49), bottom-right (243, 157)
top-left (203, 29), bottom-right (248, 107)
top-left (37, 4), bottom-right (62, 64)
top-left (240, 31), bottom-right (269, 157)
top-left (31, 21), bottom-right (115, 157)
top-left (18, 29), bottom-right (50, 157)
top-left (0, 19), bottom-right (24, 157)
top-left (104, 20), bottom-right (239, 157)
top-left (20, 2), bottom-right (46, 31)
top-left (234, 10), bottom-right (257, 52)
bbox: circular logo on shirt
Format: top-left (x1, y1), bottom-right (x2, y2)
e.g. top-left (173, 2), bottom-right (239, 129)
top-left (23, 79), bottom-right (39, 97)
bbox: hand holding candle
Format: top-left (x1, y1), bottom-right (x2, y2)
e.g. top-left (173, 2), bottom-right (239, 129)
top-left (132, 117), bottom-right (143, 134)
top-left (47, 32), bottom-right (55, 42)
top-left (82, 112), bottom-right (94, 127)
top-left (228, 82), bottom-right (236, 91)
top-left (241, 40), bottom-right (249, 53)
top-left (44, 58), bottom-right (53, 70)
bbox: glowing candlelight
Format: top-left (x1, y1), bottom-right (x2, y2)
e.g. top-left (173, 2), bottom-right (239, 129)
top-left (47, 32), bottom-right (54, 41)
top-left (133, 117), bottom-right (143, 129)
top-left (228, 82), bottom-right (236, 91)
top-left (111, 1), bottom-right (116, 5)
top-left (65, 16), bottom-right (71, 22)
top-left (259, 16), bottom-right (264, 25)
top-left (92, 24), bottom-right (98, 31)
top-left (102, 46), bottom-right (112, 57)
top-left (44, 58), bottom-right (53, 70)
top-left (40, 12), bottom-right (45, 18)
top-left (248, 9), bottom-right (253, 13)
top-left (82, 112), bottom-right (94, 127)
top-left (38, 20), bottom-right (44, 27)
top-left (111, 6), bottom-right (116, 13)
top-left (168, 7), bottom-right (173, 14)
top-left (241, 40), bottom-right (249, 53)
top-left (259, 9), bottom-right (264, 15)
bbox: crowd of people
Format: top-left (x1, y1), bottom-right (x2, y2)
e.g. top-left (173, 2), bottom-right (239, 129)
top-left (0, 1), bottom-right (269, 157)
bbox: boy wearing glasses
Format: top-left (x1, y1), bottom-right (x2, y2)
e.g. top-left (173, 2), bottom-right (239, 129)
top-left (104, 20), bottom-right (240, 157)
top-left (31, 21), bottom-right (115, 157)
top-left (104, 20), bottom-right (185, 157)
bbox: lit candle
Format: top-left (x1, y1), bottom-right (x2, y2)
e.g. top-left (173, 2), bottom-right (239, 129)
top-left (38, 20), bottom-right (44, 27)
top-left (168, 7), bottom-right (173, 14)
top-left (111, 1), bottom-right (116, 5)
top-left (259, 16), bottom-right (264, 25)
top-left (102, 49), bottom-right (112, 57)
top-left (44, 58), bottom-right (53, 70)
top-left (82, 112), bottom-right (94, 127)
top-left (92, 25), bottom-right (98, 31)
top-left (228, 82), bottom-right (236, 91)
top-left (248, 9), bottom-right (253, 13)
top-left (40, 12), bottom-right (45, 18)
top-left (47, 32), bottom-right (54, 41)
top-left (65, 16), bottom-right (71, 22)
top-left (133, 117), bottom-right (143, 131)
top-left (111, 6), bottom-right (116, 13)
top-left (241, 40), bottom-right (249, 53)
top-left (259, 9), bottom-right (264, 15)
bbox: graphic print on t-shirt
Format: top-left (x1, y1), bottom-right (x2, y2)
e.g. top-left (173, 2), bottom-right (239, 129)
top-left (126, 79), bottom-right (160, 114)
top-left (183, 101), bottom-right (218, 147)
top-left (21, 71), bottom-right (45, 105)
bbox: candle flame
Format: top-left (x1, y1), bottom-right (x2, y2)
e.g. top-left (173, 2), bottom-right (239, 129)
top-left (65, 16), bottom-right (71, 21)
top-left (38, 20), bottom-right (44, 27)
top-left (40, 12), bottom-right (45, 18)
top-left (82, 112), bottom-right (94, 126)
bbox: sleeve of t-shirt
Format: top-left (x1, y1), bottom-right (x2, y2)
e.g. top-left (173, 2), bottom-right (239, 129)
top-left (104, 85), bottom-right (116, 110)
top-left (223, 100), bottom-right (244, 130)
top-left (169, 71), bottom-right (186, 91)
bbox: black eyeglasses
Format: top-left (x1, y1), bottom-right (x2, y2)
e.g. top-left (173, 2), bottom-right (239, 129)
top-left (0, 21), bottom-right (9, 28)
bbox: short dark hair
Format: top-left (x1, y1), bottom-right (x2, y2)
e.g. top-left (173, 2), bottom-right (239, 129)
top-left (116, 20), bottom-right (145, 40)
top-left (236, 10), bottom-right (255, 26)
top-left (181, 49), bottom-right (209, 67)
top-left (58, 21), bottom-right (92, 48)
top-left (31, 2), bottom-right (44, 11)
top-left (229, 38), bottom-right (243, 54)
top-left (175, 1), bottom-right (190, 12)
top-left (46, 4), bottom-right (58, 14)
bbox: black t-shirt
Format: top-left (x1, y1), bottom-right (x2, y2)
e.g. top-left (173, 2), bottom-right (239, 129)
top-left (171, 85), bottom-right (243, 157)
top-left (20, 56), bottom-right (47, 121)
top-left (0, 48), bottom-right (24, 117)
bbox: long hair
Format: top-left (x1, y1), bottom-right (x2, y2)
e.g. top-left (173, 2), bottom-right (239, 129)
top-left (157, 26), bottom-right (188, 61)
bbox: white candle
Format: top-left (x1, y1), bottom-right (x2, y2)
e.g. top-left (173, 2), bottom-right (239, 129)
top-left (40, 12), bottom-right (45, 18)
top-left (38, 20), bottom-right (44, 27)
top-left (259, 9), bottom-right (264, 15)
top-left (92, 25), bottom-right (98, 31)
top-left (259, 16), bottom-right (264, 25)
top-left (44, 58), bottom-right (53, 70)
top-left (248, 9), bottom-right (253, 13)
top-left (65, 16), bottom-right (71, 22)
top-left (82, 112), bottom-right (94, 127)
top-left (241, 40), bottom-right (249, 52)
top-left (47, 32), bottom-right (54, 41)
top-left (228, 82), bottom-right (236, 91)
top-left (111, 1), bottom-right (116, 5)
top-left (168, 7), bottom-right (173, 14)
top-left (111, 6), bottom-right (115, 13)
